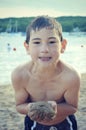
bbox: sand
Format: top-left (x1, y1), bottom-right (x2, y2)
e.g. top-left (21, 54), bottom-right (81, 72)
top-left (0, 73), bottom-right (86, 130)
top-left (76, 73), bottom-right (86, 130)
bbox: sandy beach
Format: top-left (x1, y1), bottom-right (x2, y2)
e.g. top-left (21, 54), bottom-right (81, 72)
top-left (0, 73), bottom-right (86, 130)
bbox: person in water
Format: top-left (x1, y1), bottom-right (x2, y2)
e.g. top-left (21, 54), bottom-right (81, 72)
top-left (11, 15), bottom-right (81, 130)
top-left (7, 43), bottom-right (11, 51)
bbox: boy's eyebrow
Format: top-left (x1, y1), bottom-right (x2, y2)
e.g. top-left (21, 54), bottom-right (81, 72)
top-left (32, 38), bottom-right (41, 41)
top-left (48, 37), bottom-right (57, 40)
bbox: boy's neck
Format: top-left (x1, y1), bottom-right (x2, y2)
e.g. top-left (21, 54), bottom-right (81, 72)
top-left (31, 60), bottom-right (62, 80)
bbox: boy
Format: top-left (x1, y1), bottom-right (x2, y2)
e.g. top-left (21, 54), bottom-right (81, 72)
top-left (11, 16), bottom-right (80, 130)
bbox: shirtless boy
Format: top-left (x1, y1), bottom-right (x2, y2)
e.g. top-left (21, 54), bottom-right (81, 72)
top-left (11, 16), bottom-right (80, 130)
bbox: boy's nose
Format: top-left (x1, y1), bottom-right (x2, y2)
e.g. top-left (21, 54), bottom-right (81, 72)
top-left (40, 44), bottom-right (49, 53)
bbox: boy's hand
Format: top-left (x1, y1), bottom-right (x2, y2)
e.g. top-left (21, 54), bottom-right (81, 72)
top-left (28, 101), bottom-right (57, 122)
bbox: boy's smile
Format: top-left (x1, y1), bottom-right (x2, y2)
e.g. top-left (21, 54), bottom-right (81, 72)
top-left (39, 56), bottom-right (52, 62)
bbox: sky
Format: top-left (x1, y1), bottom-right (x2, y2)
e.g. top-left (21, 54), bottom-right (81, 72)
top-left (0, 0), bottom-right (86, 18)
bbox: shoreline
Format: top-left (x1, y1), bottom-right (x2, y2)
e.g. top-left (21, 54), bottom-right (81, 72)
top-left (0, 73), bottom-right (86, 130)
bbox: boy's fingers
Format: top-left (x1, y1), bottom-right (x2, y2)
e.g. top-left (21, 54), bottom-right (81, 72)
top-left (48, 101), bottom-right (57, 114)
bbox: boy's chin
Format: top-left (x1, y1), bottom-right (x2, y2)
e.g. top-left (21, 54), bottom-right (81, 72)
top-left (38, 62), bottom-right (53, 68)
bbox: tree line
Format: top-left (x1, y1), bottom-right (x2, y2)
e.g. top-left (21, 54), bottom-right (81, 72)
top-left (0, 16), bottom-right (86, 33)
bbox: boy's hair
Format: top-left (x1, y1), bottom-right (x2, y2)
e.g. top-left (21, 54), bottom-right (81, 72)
top-left (26, 15), bottom-right (63, 43)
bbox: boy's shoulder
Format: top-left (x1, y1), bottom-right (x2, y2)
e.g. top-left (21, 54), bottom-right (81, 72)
top-left (61, 60), bottom-right (81, 81)
top-left (11, 61), bottom-right (33, 83)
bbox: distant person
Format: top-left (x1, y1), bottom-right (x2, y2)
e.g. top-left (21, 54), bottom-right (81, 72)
top-left (7, 43), bottom-right (11, 51)
top-left (11, 16), bottom-right (81, 130)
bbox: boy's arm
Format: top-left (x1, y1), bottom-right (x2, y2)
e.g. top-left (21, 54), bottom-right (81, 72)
top-left (11, 69), bottom-right (30, 115)
top-left (37, 72), bottom-right (81, 125)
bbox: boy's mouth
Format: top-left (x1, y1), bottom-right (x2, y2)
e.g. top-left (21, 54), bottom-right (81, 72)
top-left (39, 57), bottom-right (52, 61)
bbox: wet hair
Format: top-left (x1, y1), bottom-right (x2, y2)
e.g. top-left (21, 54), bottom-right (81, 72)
top-left (25, 15), bottom-right (63, 44)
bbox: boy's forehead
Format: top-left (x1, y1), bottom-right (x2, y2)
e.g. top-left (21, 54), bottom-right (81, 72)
top-left (30, 28), bottom-right (59, 37)
top-left (29, 28), bottom-right (60, 42)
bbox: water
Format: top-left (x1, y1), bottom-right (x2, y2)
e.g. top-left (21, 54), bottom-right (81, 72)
top-left (0, 32), bottom-right (86, 85)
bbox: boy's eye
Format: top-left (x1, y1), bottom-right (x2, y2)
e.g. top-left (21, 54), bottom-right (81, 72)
top-left (49, 41), bottom-right (56, 44)
top-left (33, 41), bottom-right (40, 44)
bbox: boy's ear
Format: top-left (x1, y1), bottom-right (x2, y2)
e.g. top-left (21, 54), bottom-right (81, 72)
top-left (61, 39), bottom-right (67, 53)
top-left (24, 42), bottom-right (30, 54)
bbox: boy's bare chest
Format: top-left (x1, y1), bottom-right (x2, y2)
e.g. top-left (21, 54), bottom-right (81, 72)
top-left (26, 78), bottom-right (65, 102)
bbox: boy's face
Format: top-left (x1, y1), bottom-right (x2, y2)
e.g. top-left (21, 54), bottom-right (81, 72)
top-left (26, 28), bottom-right (65, 67)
